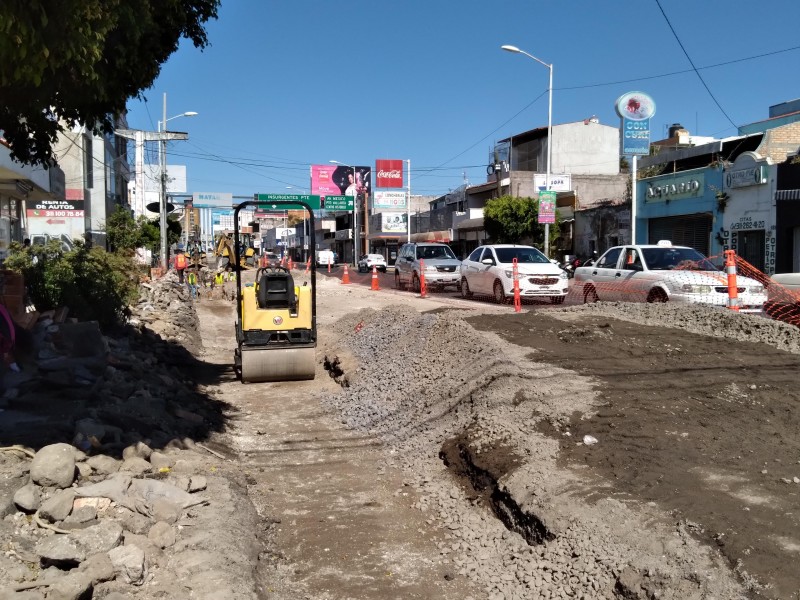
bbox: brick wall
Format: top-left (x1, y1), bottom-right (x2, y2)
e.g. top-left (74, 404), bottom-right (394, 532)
top-left (757, 122), bottom-right (800, 163)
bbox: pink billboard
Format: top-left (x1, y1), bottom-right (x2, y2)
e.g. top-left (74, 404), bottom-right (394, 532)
top-left (311, 164), bottom-right (371, 208)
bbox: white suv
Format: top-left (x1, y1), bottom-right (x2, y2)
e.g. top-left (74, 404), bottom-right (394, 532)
top-left (395, 243), bottom-right (461, 292)
top-left (357, 254), bottom-right (387, 273)
top-left (459, 244), bottom-right (569, 304)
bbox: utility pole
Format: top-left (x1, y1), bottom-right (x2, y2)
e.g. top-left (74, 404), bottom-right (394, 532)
top-left (116, 127), bottom-right (188, 267)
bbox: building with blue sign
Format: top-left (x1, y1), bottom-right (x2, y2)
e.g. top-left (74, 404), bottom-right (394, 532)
top-left (633, 101), bottom-right (800, 273)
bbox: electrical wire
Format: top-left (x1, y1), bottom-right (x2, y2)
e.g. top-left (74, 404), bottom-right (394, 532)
top-left (557, 44), bottom-right (800, 91)
top-left (654, 0), bottom-right (738, 129)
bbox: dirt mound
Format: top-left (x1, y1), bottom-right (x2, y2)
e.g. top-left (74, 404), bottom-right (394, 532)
top-left (319, 303), bottom-right (751, 599)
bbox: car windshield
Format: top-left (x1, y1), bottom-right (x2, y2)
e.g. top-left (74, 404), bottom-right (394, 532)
top-left (641, 247), bottom-right (718, 271)
top-left (494, 247), bottom-right (550, 264)
top-left (416, 246), bottom-right (456, 260)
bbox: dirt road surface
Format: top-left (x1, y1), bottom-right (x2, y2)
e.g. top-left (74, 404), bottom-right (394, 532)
top-left (193, 270), bottom-right (800, 599)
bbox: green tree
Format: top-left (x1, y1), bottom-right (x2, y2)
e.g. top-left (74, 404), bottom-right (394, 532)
top-left (4, 240), bottom-right (139, 328)
top-left (0, 0), bottom-right (219, 166)
top-left (483, 195), bottom-right (559, 250)
top-left (105, 206), bottom-right (140, 253)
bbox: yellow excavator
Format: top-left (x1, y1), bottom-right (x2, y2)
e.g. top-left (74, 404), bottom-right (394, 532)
top-left (232, 199), bottom-right (316, 382)
top-left (215, 233), bottom-right (257, 270)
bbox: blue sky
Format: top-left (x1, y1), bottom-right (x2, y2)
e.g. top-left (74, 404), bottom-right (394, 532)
top-left (124, 0), bottom-right (800, 199)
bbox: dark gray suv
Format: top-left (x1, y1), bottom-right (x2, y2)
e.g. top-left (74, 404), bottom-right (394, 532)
top-left (394, 243), bottom-right (461, 292)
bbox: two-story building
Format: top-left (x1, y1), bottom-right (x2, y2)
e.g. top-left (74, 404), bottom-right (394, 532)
top-left (406, 117), bottom-right (629, 260)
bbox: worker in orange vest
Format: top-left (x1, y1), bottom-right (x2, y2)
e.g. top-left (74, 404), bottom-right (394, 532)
top-left (174, 248), bottom-right (188, 284)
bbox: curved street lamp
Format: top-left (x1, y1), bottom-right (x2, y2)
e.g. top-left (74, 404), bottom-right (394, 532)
top-left (158, 94), bottom-right (197, 269)
top-left (502, 44), bottom-right (553, 258)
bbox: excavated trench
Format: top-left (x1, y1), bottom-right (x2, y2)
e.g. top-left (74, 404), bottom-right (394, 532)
top-left (439, 425), bottom-right (555, 546)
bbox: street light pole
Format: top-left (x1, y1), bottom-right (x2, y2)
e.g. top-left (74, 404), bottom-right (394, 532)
top-left (160, 94), bottom-right (167, 269)
top-left (157, 92), bottom-right (197, 269)
top-left (501, 45), bottom-right (553, 258)
top-left (329, 160), bottom-right (357, 265)
top-left (407, 159), bottom-right (411, 244)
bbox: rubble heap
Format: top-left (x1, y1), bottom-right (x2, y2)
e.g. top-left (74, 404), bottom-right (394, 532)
top-left (0, 274), bottom-right (262, 599)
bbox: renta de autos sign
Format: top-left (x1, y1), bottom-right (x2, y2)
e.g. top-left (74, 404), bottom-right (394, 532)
top-left (375, 159), bottom-right (404, 188)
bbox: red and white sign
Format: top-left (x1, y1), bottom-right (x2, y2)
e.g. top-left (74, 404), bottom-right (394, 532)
top-left (375, 159), bottom-right (404, 188)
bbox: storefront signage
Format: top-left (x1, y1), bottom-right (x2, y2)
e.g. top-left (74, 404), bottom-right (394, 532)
top-left (374, 191), bottom-right (407, 210)
top-left (534, 174), bottom-right (571, 192)
top-left (724, 166), bottom-right (767, 189)
top-left (646, 173), bottom-right (704, 201)
top-left (382, 212), bottom-right (407, 233)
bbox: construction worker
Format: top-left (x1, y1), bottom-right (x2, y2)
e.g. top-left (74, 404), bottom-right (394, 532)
top-left (187, 269), bottom-right (198, 299)
top-left (174, 248), bottom-right (188, 284)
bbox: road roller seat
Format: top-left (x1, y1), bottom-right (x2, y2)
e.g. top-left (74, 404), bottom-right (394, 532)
top-left (256, 269), bottom-right (297, 313)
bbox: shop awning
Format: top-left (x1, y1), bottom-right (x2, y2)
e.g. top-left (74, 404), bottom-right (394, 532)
top-left (366, 232), bottom-right (406, 240)
top-left (410, 230), bottom-right (451, 243)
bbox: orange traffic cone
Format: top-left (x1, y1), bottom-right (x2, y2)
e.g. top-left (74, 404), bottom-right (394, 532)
top-left (341, 264), bottom-right (351, 284)
top-left (327, 261), bottom-right (331, 274)
top-left (304, 258), bottom-right (311, 274)
top-left (370, 265), bottom-right (380, 291)
top-left (288, 257), bottom-right (294, 270)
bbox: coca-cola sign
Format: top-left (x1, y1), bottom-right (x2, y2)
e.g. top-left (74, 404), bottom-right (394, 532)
top-left (375, 159), bottom-right (404, 188)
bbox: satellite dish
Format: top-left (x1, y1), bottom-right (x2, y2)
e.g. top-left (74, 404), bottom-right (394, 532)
top-left (146, 202), bottom-right (176, 213)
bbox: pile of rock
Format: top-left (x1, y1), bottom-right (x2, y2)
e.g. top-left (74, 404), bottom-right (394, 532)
top-left (0, 270), bottom-right (262, 598)
top-left (130, 271), bottom-right (201, 356)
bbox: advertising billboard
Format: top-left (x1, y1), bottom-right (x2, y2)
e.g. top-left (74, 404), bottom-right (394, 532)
top-left (537, 191), bottom-right (556, 225)
top-left (311, 165), bottom-right (371, 209)
top-left (374, 191), bottom-right (407, 210)
top-left (375, 159), bottom-right (404, 188)
top-left (193, 192), bottom-right (233, 208)
top-left (382, 212), bottom-right (408, 233)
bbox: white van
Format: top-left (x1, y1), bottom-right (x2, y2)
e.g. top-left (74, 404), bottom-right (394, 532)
top-left (315, 250), bottom-right (335, 267)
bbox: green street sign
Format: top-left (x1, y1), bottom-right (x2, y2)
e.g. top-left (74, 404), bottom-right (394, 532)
top-left (323, 195), bottom-right (354, 211)
top-left (254, 194), bottom-right (321, 210)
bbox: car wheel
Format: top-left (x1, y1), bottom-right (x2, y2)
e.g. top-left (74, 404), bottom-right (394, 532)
top-left (583, 285), bottom-right (599, 304)
top-left (460, 278), bottom-right (473, 299)
top-left (550, 296), bottom-right (565, 305)
top-left (493, 280), bottom-right (506, 304)
top-left (647, 287), bottom-right (668, 303)
top-left (412, 273), bottom-right (421, 293)
top-left (395, 270), bottom-right (403, 290)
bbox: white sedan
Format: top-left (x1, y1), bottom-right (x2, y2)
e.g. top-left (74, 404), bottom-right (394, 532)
top-left (459, 244), bottom-right (569, 304)
top-left (574, 241), bottom-right (767, 313)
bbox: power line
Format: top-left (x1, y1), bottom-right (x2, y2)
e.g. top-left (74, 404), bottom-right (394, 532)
top-left (557, 44), bottom-right (800, 91)
top-left (414, 90), bottom-right (548, 182)
top-left (654, 0), bottom-right (738, 129)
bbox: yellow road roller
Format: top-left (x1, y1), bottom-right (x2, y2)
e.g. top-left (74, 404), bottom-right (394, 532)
top-left (232, 199), bottom-right (317, 382)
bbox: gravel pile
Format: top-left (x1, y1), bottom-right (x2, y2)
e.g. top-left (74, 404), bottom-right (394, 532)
top-left (319, 302), bottom-right (751, 599)
top-left (551, 300), bottom-right (800, 354)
